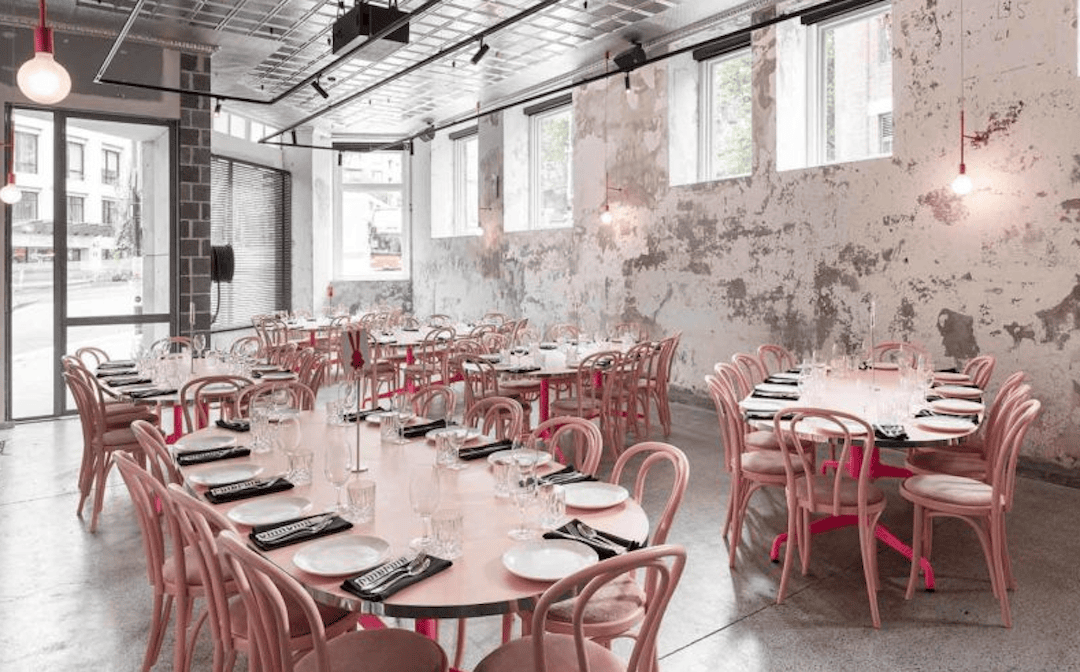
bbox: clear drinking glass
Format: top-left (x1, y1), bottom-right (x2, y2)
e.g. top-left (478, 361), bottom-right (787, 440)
top-left (324, 431), bottom-right (353, 512)
top-left (507, 455), bottom-right (539, 540)
top-left (409, 466), bottom-right (442, 551)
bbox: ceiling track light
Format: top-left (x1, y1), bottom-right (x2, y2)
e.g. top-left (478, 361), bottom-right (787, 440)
top-left (213, 98), bottom-right (222, 117)
top-left (471, 40), bottom-right (490, 65)
top-left (311, 78), bottom-right (330, 99)
top-left (18, 0), bottom-right (71, 105)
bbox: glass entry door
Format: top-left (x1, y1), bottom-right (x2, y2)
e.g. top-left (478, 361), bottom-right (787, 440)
top-left (6, 107), bottom-right (176, 420)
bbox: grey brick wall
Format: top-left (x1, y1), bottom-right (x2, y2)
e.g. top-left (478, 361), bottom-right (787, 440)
top-left (178, 52), bottom-right (211, 339)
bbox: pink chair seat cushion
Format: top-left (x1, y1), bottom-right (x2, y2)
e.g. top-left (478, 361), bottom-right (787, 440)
top-left (474, 632), bottom-right (625, 672)
top-left (745, 429), bottom-right (781, 450)
top-left (499, 379), bottom-right (541, 392)
top-left (741, 450), bottom-right (802, 476)
top-left (903, 474), bottom-right (993, 507)
top-left (162, 546), bottom-right (228, 587)
top-left (545, 573), bottom-right (644, 625)
top-left (550, 398), bottom-right (601, 415)
top-left (796, 478), bottom-right (885, 508)
top-left (101, 428), bottom-right (140, 448)
top-left (294, 628), bottom-right (446, 672)
top-left (905, 451), bottom-right (987, 479)
top-left (229, 592), bottom-right (351, 639)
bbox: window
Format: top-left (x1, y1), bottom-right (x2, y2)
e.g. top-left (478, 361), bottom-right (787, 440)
top-left (211, 156), bottom-right (292, 330)
top-left (67, 141), bottom-right (85, 181)
top-left (453, 130), bottom-right (479, 235)
top-left (102, 148), bottom-right (121, 185)
top-left (229, 115), bottom-right (246, 140)
top-left (776, 1), bottom-right (892, 169)
top-left (528, 98), bottom-right (573, 230)
top-left (700, 47), bottom-right (752, 180)
top-left (12, 190), bottom-right (38, 222)
top-left (335, 148), bottom-right (407, 278)
top-left (213, 110), bottom-right (230, 134)
top-left (68, 195), bottom-right (85, 223)
top-left (14, 131), bottom-right (37, 174)
top-left (102, 198), bottom-right (120, 225)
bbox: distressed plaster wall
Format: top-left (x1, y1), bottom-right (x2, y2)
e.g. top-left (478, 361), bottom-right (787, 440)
top-left (411, 0), bottom-right (1080, 472)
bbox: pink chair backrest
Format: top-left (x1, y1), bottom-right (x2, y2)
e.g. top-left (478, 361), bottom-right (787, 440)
top-left (454, 354), bottom-right (499, 414)
top-left (464, 396), bottom-right (524, 441)
top-left (872, 341), bottom-right (928, 367)
top-left (987, 398), bottom-right (1040, 512)
top-left (731, 353), bottom-right (766, 389)
top-left (179, 374), bottom-right (253, 434)
top-left (528, 545), bottom-right (686, 672)
top-left (704, 374), bottom-right (747, 477)
top-left (757, 343), bottom-right (796, 375)
top-left (131, 418), bottom-right (183, 486)
top-left (773, 408), bottom-right (876, 516)
top-left (529, 416), bottom-right (603, 475)
top-left (610, 442), bottom-right (689, 546)
top-left (963, 355), bottom-right (996, 389)
top-left (714, 361), bottom-right (750, 400)
top-left (411, 384), bottom-right (458, 421)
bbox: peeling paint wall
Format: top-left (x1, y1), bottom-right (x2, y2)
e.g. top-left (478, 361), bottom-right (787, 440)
top-left (411, 0), bottom-right (1080, 472)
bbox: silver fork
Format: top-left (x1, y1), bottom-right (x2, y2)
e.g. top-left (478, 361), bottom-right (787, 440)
top-left (365, 553), bottom-right (430, 593)
top-left (573, 520), bottom-right (626, 555)
top-left (260, 513), bottom-right (335, 543)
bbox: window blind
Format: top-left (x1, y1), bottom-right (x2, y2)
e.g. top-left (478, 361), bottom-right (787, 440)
top-left (210, 156), bottom-right (291, 331)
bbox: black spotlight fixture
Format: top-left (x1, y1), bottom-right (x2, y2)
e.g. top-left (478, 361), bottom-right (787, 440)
top-left (614, 42), bottom-right (646, 72)
top-left (419, 126), bottom-right (436, 142)
top-left (213, 98), bottom-right (222, 117)
top-left (311, 78), bottom-right (329, 99)
top-left (471, 39), bottom-right (489, 65)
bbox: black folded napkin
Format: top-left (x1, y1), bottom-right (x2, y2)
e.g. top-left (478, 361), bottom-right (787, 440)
top-left (402, 327), bottom-right (421, 332)
top-left (97, 367), bottom-right (138, 378)
top-left (343, 406), bottom-right (389, 423)
top-left (204, 477), bottom-right (294, 504)
top-left (506, 366), bottom-right (541, 374)
top-left (249, 513), bottom-right (352, 551)
top-left (105, 376), bottom-right (152, 387)
top-left (459, 439), bottom-right (513, 461)
top-left (252, 369), bottom-right (289, 378)
top-left (751, 390), bottom-right (799, 400)
top-left (539, 464), bottom-right (598, 486)
top-left (873, 424), bottom-right (909, 441)
top-left (176, 446), bottom-right (252, 466)
top-left (764, 376), bottom-right (799, 386)
top-left (538, 343), bottom-right (557, 350)
top-left (543, 519), bottom-right (643, 560)
top-left (128, 387), bottom-right (177, 399)
top-left (216, 419), bottom-right (251, 432)
top-left (342, 555), bottom-right (453, 602)
top-left (744, 411), bottom-right (776, 421)
top-left (98, 359), bottom-right (136, 369)
top-left (935, 367), bottom-right (959, 374)
top-left (402, 419), bottom-right (447, 439)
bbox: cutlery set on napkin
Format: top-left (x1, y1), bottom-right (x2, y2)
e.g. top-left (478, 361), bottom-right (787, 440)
top-left (342, 553), bottom-right (452, 601)
top-left (204, 477), bottom-right (294, 504)
top-left (342, 406), bottom-right (389, 423)
top-left (176, 445), bottom-right (251, 466)
top-left (458, 439), bottom-right (513, 461)
top-left (401, 418), bottom-right (448, 439)
top-left (543, 519), bottom-right (642, 559)
top-left (538, 465), bottom-right (597, 486)
top-left (215, 419), bottom-right (251, 432)
top-left (249, 513), bottom-right (353, 551)
top-left (128, 387), bottom-right (177, 399)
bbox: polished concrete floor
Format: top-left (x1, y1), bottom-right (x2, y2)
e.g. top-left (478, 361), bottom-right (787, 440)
top-left (2, 399), bottom-right (1079, 671)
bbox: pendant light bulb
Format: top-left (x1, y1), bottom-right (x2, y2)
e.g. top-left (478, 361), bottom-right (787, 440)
top-left (600, 204), bottom-right (613, 224)
top-left (17, 1), bottom-right (71, 105)
top-left (951, 165), bottom-right (973, 195)
top-left (0, 175), bottom-right (22, 205)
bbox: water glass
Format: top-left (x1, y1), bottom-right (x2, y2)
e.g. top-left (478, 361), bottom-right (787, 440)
top-left (507, 456), bottom-right (539, 541)
top-left (380, 414), bottom-right (399, 448)
top-left (491, 457), bottom-right (512, 498)
top-left (325, 399), bottom-right (344, 426)
top-left (287, 447), bottom-right (314, 486)
top-left (436, 430), bottom-right (468, 470)
top-left (431, 509), bottom-right (464, 559)
top-left (346, 479), bottom-right (376, 523)
top-left (539, 483), bottom-right (566, 529)
top-left (409, 467), bottom-right (442, 551)
top-left (324, 432), bottom-right (353, 511)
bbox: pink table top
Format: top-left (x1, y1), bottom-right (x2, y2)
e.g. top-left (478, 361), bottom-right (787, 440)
top-left (179, 410), bottom-right (649, 618)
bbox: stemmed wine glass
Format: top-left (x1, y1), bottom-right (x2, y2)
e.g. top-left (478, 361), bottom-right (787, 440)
top-left (192, 333), bottom-right (206, 359)
top-left (324, 428), bottom-right (354, 512)
top-left (507, 445), bottom-right (539, 540)
top-left (393, 390), bottom-right (413, 444)
top-left (408, 466), bottom-right (441, 551)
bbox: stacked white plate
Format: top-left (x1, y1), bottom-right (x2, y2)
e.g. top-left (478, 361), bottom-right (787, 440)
top-left (934, 385), bottom-right (983, 399)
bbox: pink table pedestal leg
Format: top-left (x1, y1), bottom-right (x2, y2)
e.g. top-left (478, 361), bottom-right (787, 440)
top-left (539, 379), bottom-right (551, 424)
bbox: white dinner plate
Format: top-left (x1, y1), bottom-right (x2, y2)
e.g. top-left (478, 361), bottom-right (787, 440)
top-left (798, 416), bottom-right (869, 436)
top-left (251, 364), bottom-right (280, 373)
top-left (200, 382), bottom-right (242, 395)
top-left (929, 398), bottom-right (985, 416)
top-left (769, 371), bottom-right (800, 381)
top-left (425, 427), bottom-right (484, 443)
top-left (260, 371), bottom-right (297, 381)
top-left (563, 482), bottom-right (630, 510)
top-left (187, 463), bottom-right (263, 486)
top-left (873, 362), bottom-right (900, 370)
top-left (738, 398), bottom-right (788, 413)
top-left (934, 384), bottom-right (983, 399)
top-left (916, 416), bottom-right (978, 434)
top-left (933, 371), bottom-right (971, 383)
top-left (487, 449), bottom-right (552, 468)
top-left (754, 383), bottom-right (799, 395)
top-left (227, 496), bottom-right (313, 526)
top-left (502, 539), bottom-right (598, 582)
top-left (293, 535), bottom-right (391, 577)
top-left (174, 435), bottom-right (237, 454)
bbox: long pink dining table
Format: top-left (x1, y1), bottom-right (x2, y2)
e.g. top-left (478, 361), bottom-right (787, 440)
top-left (176, 409), bottom-right (650, 619)
top-left (742, 366), bottom-right (983, 590)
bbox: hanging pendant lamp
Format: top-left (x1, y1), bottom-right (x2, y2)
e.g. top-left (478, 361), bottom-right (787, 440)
top-left (0, 129), bottom-right (21, 205)
top-left (17, 0), bottom-right (72, 106)
top-left (950, 0), bottom-right (973, 195)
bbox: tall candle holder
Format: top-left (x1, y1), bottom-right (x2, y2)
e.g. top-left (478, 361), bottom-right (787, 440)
top-left (347, 328), bottom-right (370, 473)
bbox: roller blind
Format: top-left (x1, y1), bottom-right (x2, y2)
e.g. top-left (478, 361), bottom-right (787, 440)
top-left (210, 156), bottom-right (291, 331)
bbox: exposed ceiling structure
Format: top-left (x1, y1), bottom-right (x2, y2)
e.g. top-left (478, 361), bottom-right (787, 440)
top-left (0, 0), bottom-right (777, 140)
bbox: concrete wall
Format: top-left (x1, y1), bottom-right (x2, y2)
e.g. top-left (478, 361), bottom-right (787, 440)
top-left (409, 0), bottom-right (1080, 473)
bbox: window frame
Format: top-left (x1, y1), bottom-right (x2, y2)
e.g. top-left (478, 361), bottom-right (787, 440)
top-left (807, 2), bottom-right (893, 166)
top-left (452, 130), bottom-right (480, 237)
top-left (12, 188), bottom-right (38, 222)
top-left (67, 139), bottom-right (85, 181)
top-left (698, 46), bottom-right (753, 181)
top-left (528, 100), bottom-right (574, 231)
top-left (333, 144), bottom-right (410, 281)
top-left (14, 130), bottom-right (38, 174)
top-left (101, 147), bottom-right (121, 186)
top-left (101, 197), bottom-right (119, 225)
top-left (67, 194), bottom-right (85, 223)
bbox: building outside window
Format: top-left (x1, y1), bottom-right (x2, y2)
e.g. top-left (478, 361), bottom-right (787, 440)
top-left (67, 141), bottom-right (85, 181)
top-left (102, 147), bottom-right (121, 185)
top-left (13, 190), bottom-right (38, 222)
top-left (700, 47), bottom-right (752, 180)
top-left (102, 198), bottom-right (120, 225)
top-left (336, 148), bottom-right (407, 278)
top-left (529, 99), bottom-right (573, 230)
top-left (15, 130), bottom-right (37, 174)
top-left (453, 131), bottom-right (479, 235)
top-left (68, 195), bottom-right (85, 223)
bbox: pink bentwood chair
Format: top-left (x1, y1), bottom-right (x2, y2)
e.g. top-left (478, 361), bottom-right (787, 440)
top-left (900, 398), bottom-right (1041, 628)
top-left (179, 374), bottom-right (252, 434)
top-left (216, 530), bottom-right (448, 672)
top-left (730, 352), bottom-right (767, 391)
top-left (962, 354), bottom-right (996, 389)
top-left (167, 485), bottom-right (357, 671)
top-left (756, 343), bottom-right (797, 376)
top-left (463, 396), bottom-right (525, 441)
top-left (713, 362), bottom-right (787, 453)
top-left (528, 416), bottom-right (603, 476)
top-left (475, 545), bottom-right (686, 672)
top-left (130, 418), bottom-right (183, 487)
top-left (773, 409), bottom-right (887, 628)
